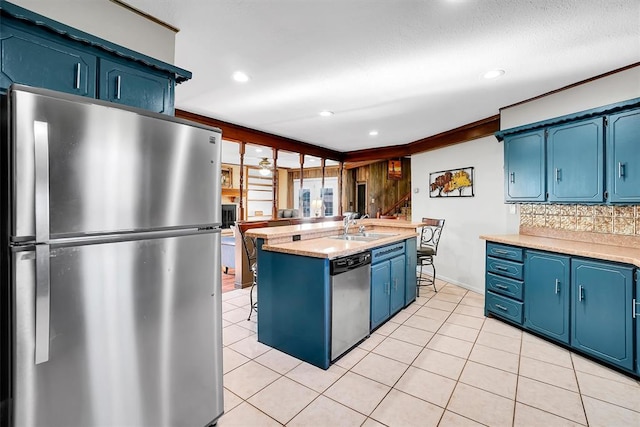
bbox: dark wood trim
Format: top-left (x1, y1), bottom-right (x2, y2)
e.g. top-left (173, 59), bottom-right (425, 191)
top-left (175, 109), bottom-right (343, 161)
top-left (501, 62), bottom-right (640, 111)
top-left (109, 0), bottom-right (180, 33)
top-left (343, 115), bottom-right (500, 162)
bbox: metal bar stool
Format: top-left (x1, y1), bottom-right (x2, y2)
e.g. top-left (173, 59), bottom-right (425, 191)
top-left (237, 221), bottom-right (269, 321)
top-left (417, 218), bottom-right (445, 296)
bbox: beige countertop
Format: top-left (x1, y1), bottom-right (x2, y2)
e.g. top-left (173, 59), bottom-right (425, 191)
top-left (247, 219), bottom-right (423, 259)
top-left (480, 234), bottom-right (640, 268)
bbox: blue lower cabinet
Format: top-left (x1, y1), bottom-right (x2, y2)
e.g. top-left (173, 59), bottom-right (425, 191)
top-left (636, 273), bottom-right (639, 375)
top-left (405, 237), bottom-right (417, 305)
top-left (371, 261), bottom-right (391, 330)
top-left (571, 258), bottom-right (634, 371)
top-left (486, 291), bottom-right (523, 324)
top-left (390, 255), bottom-right (406, 314)
top-left (524, 251), bottom-right (570, 344)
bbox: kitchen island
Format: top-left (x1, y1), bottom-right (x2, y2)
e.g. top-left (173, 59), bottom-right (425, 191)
top-left (246, 219), bottom-right (423, 369)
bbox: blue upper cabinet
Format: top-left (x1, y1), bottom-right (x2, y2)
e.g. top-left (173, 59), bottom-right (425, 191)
top-left (0, 21), bottom-right (96, 98)
top-left (504, 130), bottom-right (546, 202)
top-left (547, 118), bottom-right (604, 203)
top-left (99, 59), bottom-right (173, 114)
top-left (0, 1), bottom-right (191, 114)
top-left (607, 109), bottom-right (640, 203)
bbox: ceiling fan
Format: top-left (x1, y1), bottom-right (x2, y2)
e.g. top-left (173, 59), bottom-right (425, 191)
top-left (258, 157), bottom-right (272, 176)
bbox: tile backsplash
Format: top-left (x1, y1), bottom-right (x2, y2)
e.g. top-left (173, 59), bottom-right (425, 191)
top-left (520, 204), bottom-right (639, 236)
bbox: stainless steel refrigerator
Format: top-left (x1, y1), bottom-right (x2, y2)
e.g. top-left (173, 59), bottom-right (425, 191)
top-left (0, 85), bottom-right (224, 427)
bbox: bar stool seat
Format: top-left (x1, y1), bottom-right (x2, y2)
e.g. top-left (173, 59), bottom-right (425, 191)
top-left (417, 218), bottom-right (445, 295)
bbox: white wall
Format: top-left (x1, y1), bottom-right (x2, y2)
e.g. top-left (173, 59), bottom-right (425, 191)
top-left (12, 0), bottom-right (175, 63)
top-left (411, 136), bottom-right (519, 294)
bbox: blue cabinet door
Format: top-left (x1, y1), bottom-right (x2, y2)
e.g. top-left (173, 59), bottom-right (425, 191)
top-left (390, 255), bottom-right (406, 315)
top-left (607, 109), bottom-right (640, 203)
top-left (636, 272), bottom-right (639, 374)
top-left (405, 238), bottom-right (417, 305)
top-left (504, 130), bottom-right (546, 202)
top-left (98, 58), bottom-right (173, 114)
top-left (571, 259), bottom-right (634, 371)
top-left (547, 118), bottom-right (604, 202)
top-left (0, 23), bottom-right (96, 97)
top-left (524, 251), bottom-right (570, 344)
top-left (371, 261), bottom-right (391, 330)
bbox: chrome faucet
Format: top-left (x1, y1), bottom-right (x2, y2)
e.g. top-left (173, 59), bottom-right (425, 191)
top-left (358, 214), bottom-right (369, 234)
top-left (343, 212), bottom-right (357, 236)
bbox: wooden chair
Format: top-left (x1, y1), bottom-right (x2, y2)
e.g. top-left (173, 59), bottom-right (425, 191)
top-left (237, 221), bottom-right (269, 321)
top-left (417, 218), bottom-right (445, 295)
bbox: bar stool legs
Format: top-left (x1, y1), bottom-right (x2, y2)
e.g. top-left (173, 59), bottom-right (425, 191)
top-left (417, 255), bottom-right (437, 296)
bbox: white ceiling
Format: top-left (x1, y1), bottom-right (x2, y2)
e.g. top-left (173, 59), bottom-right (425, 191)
top-left (128, 0), bottom-right (639, 157)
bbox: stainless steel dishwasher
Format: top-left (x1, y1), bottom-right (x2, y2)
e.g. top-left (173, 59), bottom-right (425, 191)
top-left (330, 251), bottom-right (372, 361)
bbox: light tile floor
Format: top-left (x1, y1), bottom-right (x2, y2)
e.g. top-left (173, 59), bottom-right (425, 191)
top-left (219, 280), bottom-right (640, 426)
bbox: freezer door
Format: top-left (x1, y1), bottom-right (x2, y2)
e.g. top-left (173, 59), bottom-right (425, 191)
top-left (12, 232), bottom-right (223, 427)
top-left (10, 87), bottom-right (222, 241)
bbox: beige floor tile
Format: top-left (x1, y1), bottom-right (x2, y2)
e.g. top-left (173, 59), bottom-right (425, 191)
top-left (432, 292), bottom-right (464, 304)
top-left (370, 389), bottom-right (444, 427)
top-left (403, 314), bottom-right (445, 332)
top-left (395, 366), bottom-right (456, 407)
top-left (516, 376), bottom-right (586, 424)
top-left (222, 324), bottom-right (255, 346)
top-left (438, 411), bottom-right (484, 426)
top-left (222, 307), bottom-right (251, 323)
top-left (221, 290), bottom-right (242, 301)
top-left (426, 334), bottom-right (474, 359)
top-left (425, 298), bottom-right (458, 312)
top-left (571, 353), bottom-right (639, 386)
top-left (225, 294), bottom-right (250, 307)
top-left (222, 301), bottom-right (238, 313)
top-left (412, 348), bottom-right (466, 380)
top-left (254, 348), bottom-right (302, 375)
top-left (324, 372), bottom-right (391, 415)
top-left (285, 362), bottom-right (346, 393)
top-left (519, 355), bottom-right (578, 392)
top-left (438, 322), bottom-right (480, 343)
top-left (453, 305), bottom-right (485, 318)
top-left (388, 310), bottom-right (412, 324)
top-left (223, 360), bottom-right (280, 400)
top-left (223, 347), bottom-right (250, 374)
top-left (459, 360), bottom-right (518, 399)
top-left (482, 317), bottom-right (523, 339)
top-left (414, 306), bottom-right (451, 321)
top-left (248, 376), bottom-right (318, 424)
top-left (389, 324), bottom-right (434, 347)
top-left (236, 318), bottom-right (258, 333)
top-left (520, 334), bottom-right (572, 368)
top-left (358, 333), bottom-right (385, 351)
top-left (362, 417), bottom-right (386, 427)
top-left (222, 319), bottom-right (232, 328)
top-left (458, 295), bottom-right (485, 308)
top-left (582, 395), bottom-right (640, 427)
top-left (223, 388), bottom-right (243, 413)
top-left (468, 343), bottom-right (519, 374)
top-left (475, 330), bottom-right (521, 355)
top-left (334, 347), bottom-right (369, 370)
top-left (446, 313), bottom-right (485, 330)
top-left (351, 352), bottom-right (409, 387)
top-left (402, 302), bottom-right (421, 314)
top-left (575, 370), bottom-right (640, 412)
top-left (229, 336), bottom-right (272, 359)
top-left (373, 320), bottom-right (400, 336)
top-left (288, 395), bottom-right (366, 427)
top-left (439, 284), bottom-right (467, 296)
top-left (514, 402), bottom-right (584, 427)
top-left (217, 401), bottom-right (280, 427)
top-left (414, 295), bottom-right (432, 306)
top-left (448, 382), bottom-right (514, 427)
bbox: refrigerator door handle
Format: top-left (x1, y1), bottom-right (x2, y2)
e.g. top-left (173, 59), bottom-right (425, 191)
top-left (34, 121), bottom-right (50, 244)
top-left (35, 244), bottom-right (51, 364)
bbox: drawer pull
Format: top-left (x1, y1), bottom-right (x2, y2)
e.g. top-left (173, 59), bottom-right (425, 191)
top-left (495, 304), bottom-right (508, 312)
top-left (495, 284), bottom-right (509, 290)
top-left (555, 279), bottom-right (560, 294)
top-left (495, 265), bottom-right (508, 271)
top-left (493, 249), bottom-right (508, 255)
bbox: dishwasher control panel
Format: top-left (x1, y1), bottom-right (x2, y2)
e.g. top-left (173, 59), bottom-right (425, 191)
top-left (330, 251), bottom-right (371, 275)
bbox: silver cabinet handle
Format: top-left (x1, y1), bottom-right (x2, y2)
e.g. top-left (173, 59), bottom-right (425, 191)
top-left (555, 279), bottom-right (560, 294)
top-left (75, 62), bottom-right (81, 89)
top-left (555, 168), bottom-right (560, 182)
top-left (578, 285), bottom-right (584, 302)
top-left (495, 265), bottom-right (508, 271)
top-left (386, 282), bottom-right (390, 295)
top-left (510, 172), bottom-right (515, 183)
top-left (35, 245), bottom-right (51, 364)
top-left (393, 278), bottom-right (398, 291)
top-left (495, 284), bottom-right (508, 290)
top-left (495, 304), bottom-right (508, 311)
top-left (618, 162), bottom-right (625, 178)
top-left (633, 298), bottom-right (637, 319)
top-left (494, 249), bottom-right (508, 255)
top-left (115, 75), bottom-right (122, 99)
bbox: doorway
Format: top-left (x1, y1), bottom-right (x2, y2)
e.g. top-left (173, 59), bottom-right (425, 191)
top-left (356, 182), bottom-right (367, 217)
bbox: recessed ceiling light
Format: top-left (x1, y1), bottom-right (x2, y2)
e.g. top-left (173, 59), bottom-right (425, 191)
top-left (319, 110), bottom-right (334, 117)
top-left (255, 148), bottom-right (262, 153)
top-left (369, 130), bottom-right (379, 136)
top-left (483, 69), bottom-right (505, 79)
top-left (232, 71), bottom-right (250, 83)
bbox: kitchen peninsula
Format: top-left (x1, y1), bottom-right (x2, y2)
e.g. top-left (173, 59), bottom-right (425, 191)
top-left (246, 219), bottom-right (424, 369)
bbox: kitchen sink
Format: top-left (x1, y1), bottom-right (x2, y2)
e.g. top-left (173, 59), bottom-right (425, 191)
top-left (328, 232), bottom-right (398, 242)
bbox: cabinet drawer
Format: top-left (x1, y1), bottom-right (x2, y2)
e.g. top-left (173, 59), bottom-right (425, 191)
top-left (486, 272), bottom-right (523, 301)
top-left (486, 243), bottom-right (523, 262)
top-left (486, 256), bottom-right (524, 280)
top-left (486, 291), bottom-right (523, 324)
